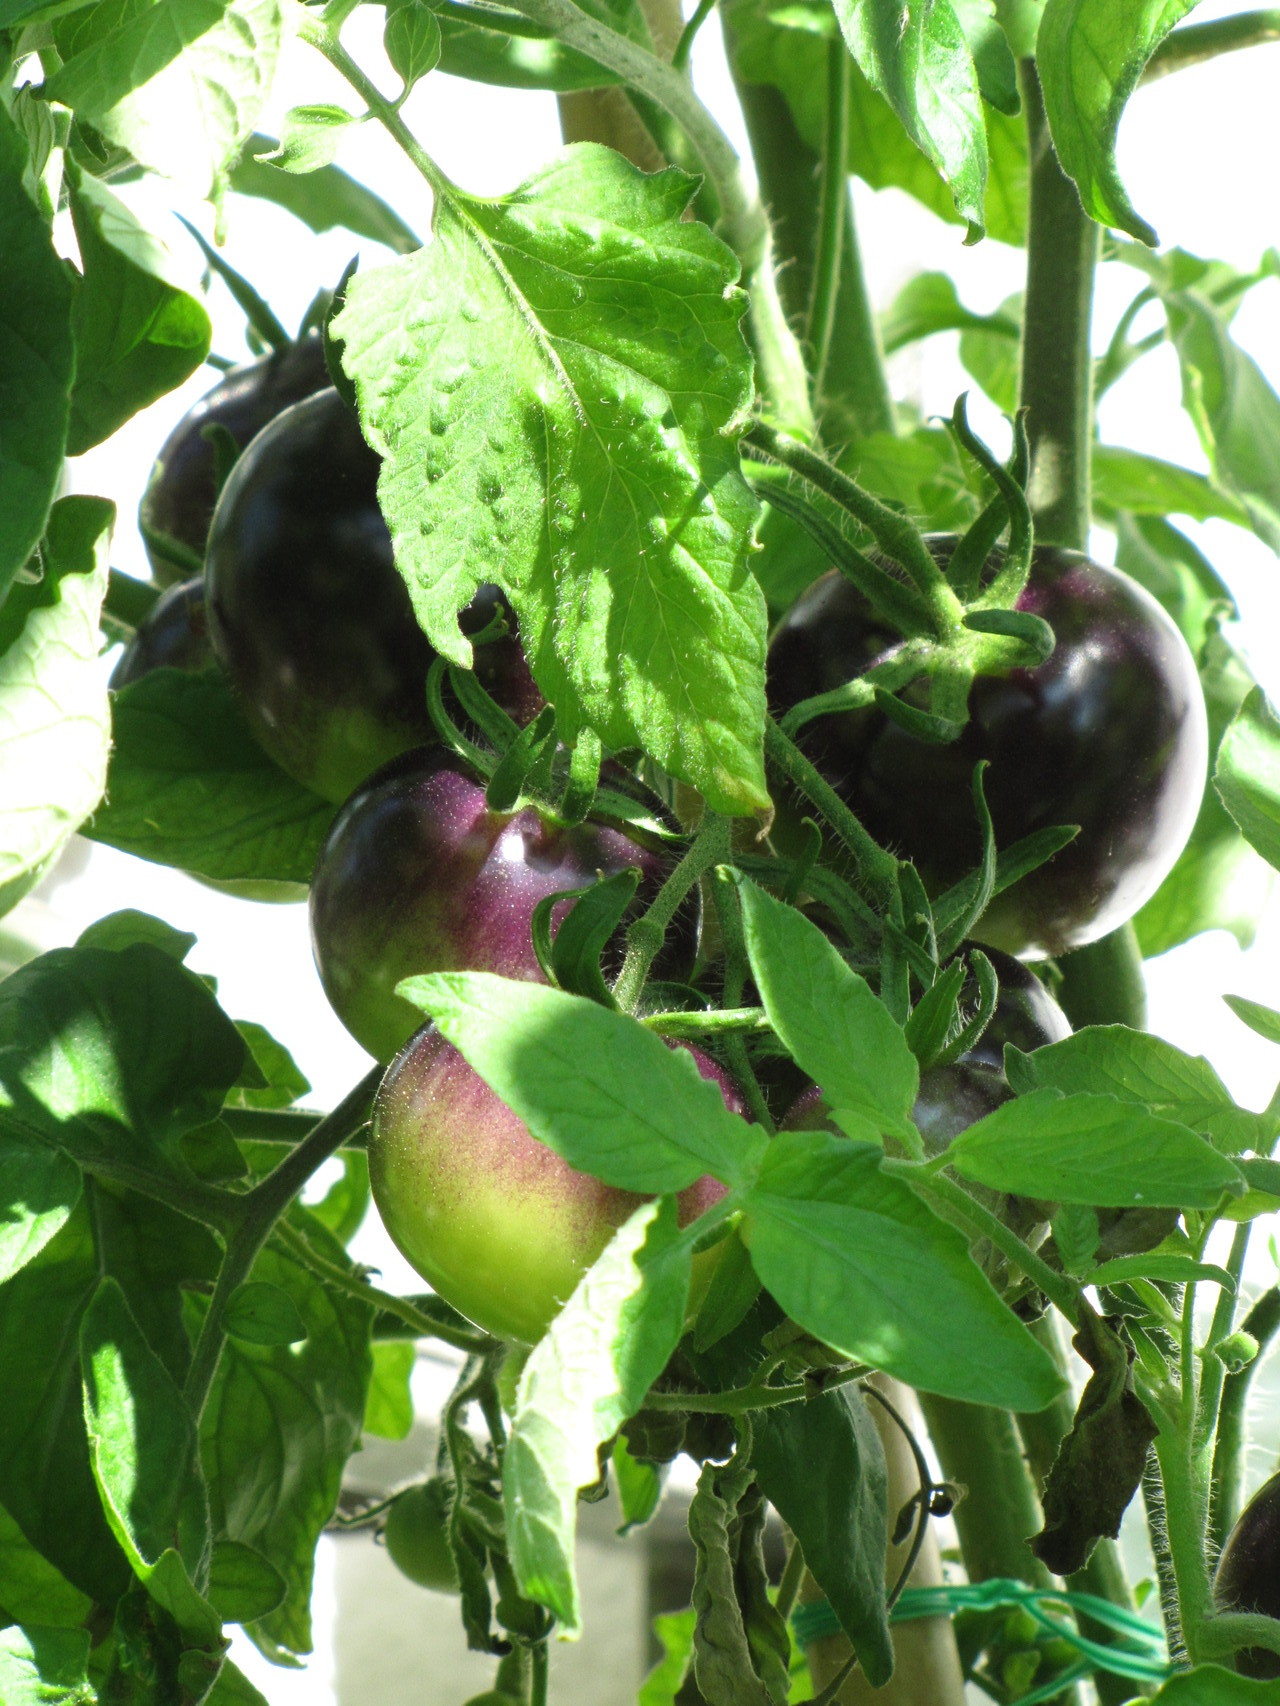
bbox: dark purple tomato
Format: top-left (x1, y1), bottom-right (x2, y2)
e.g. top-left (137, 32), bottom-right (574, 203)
top-left (309, 747), bottom-right (699, 1061)
top-left (784, 945), bottom-right (1070, 1154)
top-left (767, 546), bottom-right (1209, 958)
top-left (205, 387), bottom-right (540, 805)
top-left (370, 1028), bottom-right (738, 1344)
top-left (140, 337), bottom-right (331, 584)
top-left (109, 579), bottom-right (211, 689)
top-left (1214, 1472), bottom-right (1280, 1678)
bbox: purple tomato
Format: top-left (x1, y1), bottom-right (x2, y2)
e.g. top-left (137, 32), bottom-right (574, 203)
top-left (370, 1028), bottom-right (738, 1343)
top-left (205, 388), bottom-right (540, 804)
top-left (1214, 1472), bottom-right (1280, 1678)
top-left (140, 337), bottom-right (330, 584)
top-left (109, 578), bottom-right (211, 689)
top-left (309, 748), bottom-right (699, 1061)
top-left (767, 545), bottom-right (1208, 957)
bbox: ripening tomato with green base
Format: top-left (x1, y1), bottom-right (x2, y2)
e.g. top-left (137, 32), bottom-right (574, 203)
top-left (369, 1028), bottom-right (740, 1345)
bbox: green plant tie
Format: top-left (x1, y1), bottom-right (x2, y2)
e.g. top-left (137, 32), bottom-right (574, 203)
top-left (791, 1579), bottom-right (1173, 1700)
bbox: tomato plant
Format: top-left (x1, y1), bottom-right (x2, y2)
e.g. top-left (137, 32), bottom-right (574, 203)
top-left (5, 3), bottom-right (1280, 1706)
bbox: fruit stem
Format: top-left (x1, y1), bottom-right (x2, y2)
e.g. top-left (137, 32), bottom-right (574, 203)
top-left (744, 421), bottom-right (964, 634)
top-left (1017, 59), bottom-right (1098, 553)
top-left (613, 812), bottom-right (732, 1013)
top-left (182, 1067), bottom-right (381, 1420)
top-left (807, 39), bottom-right (850, 414)
top-left (764, 716), bottom-right (900, 907)
top-left (270, 1220), bottom-right (493, 1354)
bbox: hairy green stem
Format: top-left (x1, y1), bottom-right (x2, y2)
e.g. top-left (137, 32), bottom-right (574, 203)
top-left (1145, 9), bottom-right (1280, 78)
top-left (744, 421), bottom-right (960, 627)
top-left (1018, 60), bottom-right (1098, 552)
top-left (776, 1534), bottom-right (807, 1623)
top-left (672, 0), bottom-right (716, 70)
top-left (725, 65), bottom-right (894, 442)
top-left (708, 867), bottom-right (776, 1129)
top-left (1055, 923), bottom-right (1148, 1031)
top-left (646, 1368), bottom-right (861, 1413)
top-left (764, 717), bottom-right (899, 904)
top-left (902, 1165), bottom-right (1082, 1318)
top-left (182, 1069), bottom-right (381, 1419)
top-left (271, 1221), bottom-right (492, 1354)
top-left (1195, 1222), bottom-right (1251, 1467)
top-left (613, 813), bottom-right (732, 1012)
top-left (641, 1005), bottom-right (770, 1037)
top-left (807, 39), bottom-right (850, 408)
top-left (1152, 1424), bottom-right (1215, 1664)
top-left (1211, 1284), bottom-right (1280, 1553)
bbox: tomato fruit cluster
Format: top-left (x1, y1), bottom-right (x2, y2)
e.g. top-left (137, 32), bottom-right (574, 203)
top-left (767, 545), bottom-right (1209, 958)
top-left (369, 1028), bottom-right (740, 1344)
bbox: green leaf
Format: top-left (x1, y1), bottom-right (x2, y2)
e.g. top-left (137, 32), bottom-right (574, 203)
top-left (0, 1627), bottom-right (93, 1706)
top-left (199, 1223), bottom-right (372, 1657)
top-left (334, 145), bottom-right (767, 816)
top-left (742, 1132), bottom-right (1064, 1408)
top-left (65, 164), bottom-right (211, 453)
top-left (612, 1433), bottom-right (662, 1531)
top-left (1114, 514), bottom-right (1236, 653)
top-left (76, 910), bottom-right (197, 961)
top-left (959, 290), bottom-right (1021, 411)
top-left (1009, 1025), bottom-right (1270, 1153)
top-left (639, 1608), bottom-right (696, 1705)
top-left (830, 0), bottom-right (988, 237)
top-left (223, 1281), bottom-right (308, 1346)
top-left (751, 1383), bottom-right (892, 1685)
top-left (0, 1500), bottom-right (93, 1629)
top-left (436, 8), bottom-right (619, 89)
top-left (80, 1279), bottom-right (213, 1615)
top-left (947, 1088), bottom-right (1244, 1207)
top-left (257, 104), bottom-right (360, 175)
top-left (0, 496), bottom-right (112, 922)
top-left (363, 1340), bottom-right (415, 1440)
top-left (226, 1021), bottom-right (311, 1111)
top-left (1217, 687), bottom-right (1280, 875)
top-left (229, 135), bottom-right (419, 252)
top-left (204, 1658), bottom-right (270, 1706)
top-left (1147, 1669), bottom-right (1280, 1703)
top-left (1092, 445), bottom-right (1251, 529)
top-left (1224, 994), bottom-right (1280, 1046)
top-left (0, 1134), bottom-right (81, 1285)
top-left (1035, 0), bottom-right (1197, 245)
top-left (0, 1194), bottom-right (219, 1604)
top-left (952, 0), bottom-right (1018, 113)
top-left (85, 668), bottom-right (336, 885)
top-left (401, 972), bottom-right (765, 1191)
top-left (207, 1540), bottom-right (286, 1625)
top-left (1166, 292), bottom-right (1280, 550)
top-left (737, 879), bottom-right (918, 1143)
top-left (880, 270), bottom-right (1019, 355)
top-left (385, 0), bottom-right (442, 92)
top-left (0, 939), bottom-right (246, 1184)
top-left (0, 103), bottom-right (75, 606)
top-left (505, 1197), bottom-right (692, 1634)
top-left (723, 0), bottom-right (1027, 244)
top-left (0, 0), bottom-right (94, 21)
top-left (47, 0), bottom-right (287, 201)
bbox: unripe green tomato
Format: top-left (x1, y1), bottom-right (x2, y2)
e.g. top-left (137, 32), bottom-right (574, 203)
top-left (382, 1479), bottom-right (458, 1593)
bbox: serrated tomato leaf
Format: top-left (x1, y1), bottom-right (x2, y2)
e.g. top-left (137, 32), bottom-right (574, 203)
top-left (333, 144), bottom-right (768, 816)
top-left (1217, 687), bottom-right (1280, 875)
top-left (737, 878), bottom-right (918, 1142)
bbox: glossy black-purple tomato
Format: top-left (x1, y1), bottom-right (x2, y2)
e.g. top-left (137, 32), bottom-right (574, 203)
top-left (309, 748), bottom-right (699, 1061)
top-left (370, 1028), bottom-right (739, 1344)
top-left (205, 387), bottom-right (540, 805)
top-left (783, 945), bottom-right (1071, 1151)
top-left (767, 546), bottom-right (1209, 958)
top-left (140, 337), bottom-right (331, 584)
top-left (1214, 1472), bottom-right (1280, 1677)
top-left (109, 579), bottom-right (212, 689)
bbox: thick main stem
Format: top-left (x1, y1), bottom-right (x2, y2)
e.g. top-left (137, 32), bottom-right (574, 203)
top-left (919, 1396), bottom-right (1049, 1587)
top-left (1017, 60), bottom-right (1098, 553)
